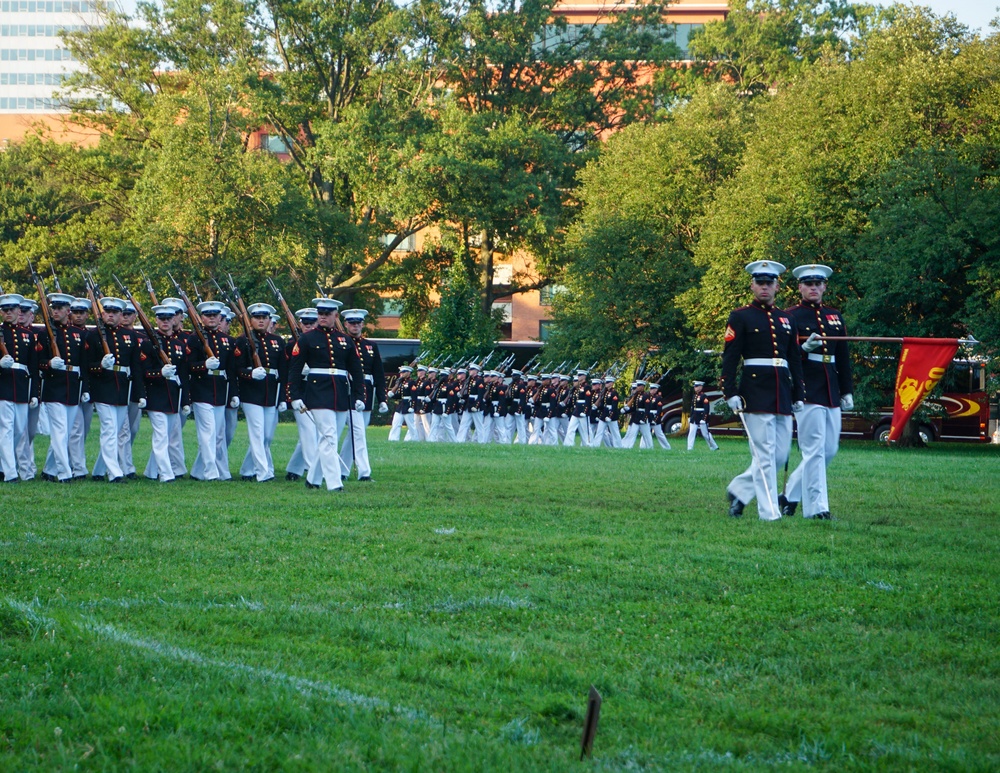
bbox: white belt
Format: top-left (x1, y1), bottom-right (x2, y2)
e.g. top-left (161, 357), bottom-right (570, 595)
top-left (111, 365), bottom-right (131, 376)
top-left (491, 401), bottom-right (499, 406)
top-left (807, 353), bottom-right (835, 364)
top-left (364, 374), bottom-right (374, 382)
top-left (206, 369), bottom-right (227, 379)
top-left (744, 358), bottom-right (788, 368)
top-left (541, 402), bottom-right (550, 406)
top-left (68, 365), bottom-right (80, 374)
top-left (265, 368), bottom-right (279, 377)
top-left (308, 368), bottom-right (348, 377)
top-left (8, 362), bottom-right (28, 372)
top-left (437, 398), bottom-right (447, 403)
top-left (576, 399), bottom-right (586, 403)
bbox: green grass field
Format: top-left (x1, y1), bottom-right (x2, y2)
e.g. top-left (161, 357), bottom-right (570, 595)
top-left (2, 425), bottom-right (998, 770)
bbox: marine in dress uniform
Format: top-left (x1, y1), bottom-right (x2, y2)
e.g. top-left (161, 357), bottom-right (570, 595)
top-left (563, 370), bottom-right (592, 447)
top-left (285, 308), bottom-right (320, 479)
top-left (218, 310), bottom-right (240, 451)
top-left (121, 301), bottom-right (143, 478)
top-left (188, 300), bottom-right (240, 481)
top-left (63, 297), bottom-right (94, 479)
top-left (721, 261), bottom-right (806, 521)
top-left (140, 305), bottom-right (190, 482)
top-left (339, 309), bottom-right (387, 480)
top-left (86, 297), bottom-right (146, 482)
top-left (621, 381), bottom-right (645, 449)
top-left (456, 363), bottom-right (485, 443)
top-left (38, 294), bottom-right (88, 482)
top-left (287, 297), bottom-right (365, 491)
top-left (387, 365), bottom-right (413, 441)
top-left (780, 264), bottom-right (854, 520)
top-left (0, 294), bottom-right (39, 482)
top-left (236, 302), bottom-right (288, 482)
top-left (686, 381), bottom-right (719, 451)
top-left (14, 299), bottom-right (41, 479)
top-left (648, 382), bottom-right (672, 450)
top-left (428, 368), bottom-right (459, 443)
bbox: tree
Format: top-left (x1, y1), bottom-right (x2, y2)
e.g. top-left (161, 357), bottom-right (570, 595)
top-left (419, 261), bottom-right (501, 359)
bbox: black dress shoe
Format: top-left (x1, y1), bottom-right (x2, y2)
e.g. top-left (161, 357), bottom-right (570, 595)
top-left (817, 511), bottom-right (833, 520)
top-left (58, 478), bottom-right (74, 484)
top-left (285, 472), bottom-right (301, 481)
top-left (341, 475), bottom-right (348, 482)
top-left (305, 482), bottom-right (321, 489)
top-left (779, 495), bottom-right (798, 518)
top-left (241, 475), bottom-right (255, 481)
top-left (73, 475), bottom-right (88, 481)
top-left (41, 472), bottom-right (55, 482)
top-left (727, 491), bottom-right (744, 518)
top-left (108, 476), bottom-right (124, 484)
top-left (126, 473), bottom-right (138, 480)
top-left (92, 474), bottom-right (105, 482)
top-left (358, 476), bottom-right (372, 482)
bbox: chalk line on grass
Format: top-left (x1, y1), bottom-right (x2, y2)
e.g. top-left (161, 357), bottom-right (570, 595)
top-left (4, 597), bottom-right (433, 726)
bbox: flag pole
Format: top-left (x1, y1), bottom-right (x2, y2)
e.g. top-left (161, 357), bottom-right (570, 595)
top-left (809, 336), bottom-right (979, 345)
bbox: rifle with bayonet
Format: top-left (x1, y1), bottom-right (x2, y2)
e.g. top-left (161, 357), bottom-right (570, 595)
top-left (26, 261), bottom-right (60, 358)
top-left (141, 270), bottom-right (159, 306)
top-left (80, 270), bottom-right (111, 358)
top-left (266, 277), bottom-right (299, 342)
top-left (167, 272), bottom-right (215, 359)
top-left (226, 274), bottom-right (263, 369)
top-left (113, 274), bottom-right (170, 365)
top-left (50, 265), bottom-right (62, 293)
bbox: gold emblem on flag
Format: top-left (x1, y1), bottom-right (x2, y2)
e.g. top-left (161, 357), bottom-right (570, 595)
top-left (897, 377), bottom-right (923, 411)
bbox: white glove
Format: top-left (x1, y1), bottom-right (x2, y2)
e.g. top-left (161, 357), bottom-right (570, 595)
top-left (840, 393), bottom-right (854, 411)
top-left (726, 395), bottom-right (744, 413)
top-left (229, 396), bottom-right (240, 409)
top-left (206, 356), bottom-right (220, 370)
top-left (49, 356), bottom-right (66, 371)
top-left (251, 366), bottom-right (267, 381)
top-left (302, 364), bottom-right (311, 376)
top-left (0, 355), bottom-right (14, 369)
top-left (407, 407), bottom-right (414, 413)
top-left (291, 399), bottom-right (306, 413)
top-left (792, 400), bottom-right (804, 413)
top-left (801, 332), bottom-right (822, 353)
top-left (81, 392), bottom-right (90, 403)
top-left (181, 405), bottom-right (192, 417)
top-left (161, 364), bottom-right (177, 379)
top-left (100, 353), bottom-right (116, 370)
top-left (137, 398), bottom-right (147, 409)
top-left (278, 401), bottom-right (287, 412)
top-left (470, 406), bottom-right (479, 413)
top-left (378, 401), bottom-right (388, 414)
top-left (354, 399), bottom-right (365, 412)
top-left (29, 397), bottom-right (38, 408)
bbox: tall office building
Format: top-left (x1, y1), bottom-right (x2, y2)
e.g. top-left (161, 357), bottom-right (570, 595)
top-left (0, 0), bottom-right (101, 142)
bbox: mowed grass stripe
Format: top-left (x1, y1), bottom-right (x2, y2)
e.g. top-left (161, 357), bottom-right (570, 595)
top-left (1, 425), bottom-right (998, 769)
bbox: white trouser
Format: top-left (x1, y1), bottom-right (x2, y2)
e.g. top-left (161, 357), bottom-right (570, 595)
top-left (687, 420), bottom-right (719, 451)
top-left (513, 413), bottom-right (527, 444)
top-left (606, 421), bottom-right (623, 448)
top-left (306, 409), bottom-right (347, 490)
top-left (785, 404), bottom-right (841, 517)
top-left (144, 411), bottom-right (180, 481)
top-left (563, 414), bottom-right (591, 446)
top-left (728, 412), bottom-right (792, 521)
top-left (652, 424), bottom-right (672, 450)
top-left (126, 402), bottom-right (141, 473)
top-left (388, 411), bottom-right (405, 441)
top-left (93, 405), bottom-right (133, 478)
top-left (42, 403), bottom-right (79, 481)
top-left (457, 409), bottom-right (483, 442)
top-left (191, 402), bottom-right (230, 481)
top-left (286, 410), bottom-right (318, 476)
top-left (0, 400), bottom-right (28, 480)
top-left (544, 417), bottom-right (561, 445)
top-left (240, 403), bottom-right (278, 481)
top-left (478, 414), bottom-right (495, 444)
top-left (589, 419), bottom-right (608, 448)
top-left (225, 406), bottom-right (237, 447)
top-left (621, 422), bottom-right (639, 448)
top-left (429, 413), bottom-right (456, 443)
top-left (14, 403), bottom-right (38, 479)
top-left (502, 414), bottom-right (515, 444)
top-left (93, 403), bottom-right (128, 479)
top-left (418, 412), bottom-right (432, 440)
top-left (69, 401), bottom-right (94, 476)
top-left (339, 409), bottom-right (371, 479)
top-left (529, 418), bottom-right (545, 445)
top-left (637, 422), bottom-right (654, 449)
top-left (404, 411), bottom-right (424, 441)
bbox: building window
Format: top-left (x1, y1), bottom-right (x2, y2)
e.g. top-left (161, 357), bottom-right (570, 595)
top-left (380, 233), bottom-right (416, 252)
top-left (539, 284), bottom-right (566, 306)
top-left (539, 320), bottom-right (554, 341)
top-left (491, 263), bottom-right (512, 286)
top-left (380, 298), bottom-right (404, 317)
top-left (491, 301), bottom-right (512, 324)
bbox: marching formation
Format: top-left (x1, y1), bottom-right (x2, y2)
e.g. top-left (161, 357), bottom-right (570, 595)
top-left (385, 362), bottom-right (703, 450)
top-left (0, 266), bottom-right (387, 492)
top-left (1, 259), bottom-right (852, 519)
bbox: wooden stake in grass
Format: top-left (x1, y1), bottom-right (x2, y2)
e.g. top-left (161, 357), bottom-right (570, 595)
top-left (580, 685), bottom-right (602, 761)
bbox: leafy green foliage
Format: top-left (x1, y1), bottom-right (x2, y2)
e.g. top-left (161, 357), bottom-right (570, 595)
top-left (419, 261), bottom-right (501, 359)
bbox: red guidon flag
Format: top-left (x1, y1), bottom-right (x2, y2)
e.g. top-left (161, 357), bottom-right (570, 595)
top-left (888, 338), bottom-right (960, 441)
